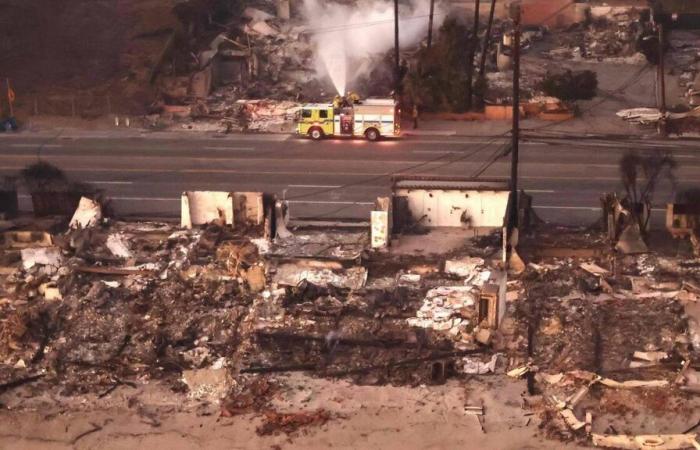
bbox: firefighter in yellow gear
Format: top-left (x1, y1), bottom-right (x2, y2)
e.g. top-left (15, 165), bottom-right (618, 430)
top-left (347, 91), bottom-right (361, 105)
top-left (332, 95), bottom-right (343, 110)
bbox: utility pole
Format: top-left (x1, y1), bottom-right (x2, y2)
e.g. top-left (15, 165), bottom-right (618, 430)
top-left (510, 3), bottom-right (521, 227)
top-left (394, 0), bottom-right (400, 94)
top-left (657, 22), bottom-right (667, 136)
top-left (427, 0), bottom-right (435, 49)
top-left (657, 23), bottom-right (666, 113)
top-left (479, 0), bottom-right (497, 77)
top-left (466, 0), bottom-right (481, 110)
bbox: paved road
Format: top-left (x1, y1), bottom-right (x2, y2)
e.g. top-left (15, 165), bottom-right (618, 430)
top-left (1, 131), bottom-right (699, 225)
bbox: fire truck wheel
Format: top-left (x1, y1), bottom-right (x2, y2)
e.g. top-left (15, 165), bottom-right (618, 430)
top-left (309, 127), bottom-right (324, 140)
top-left (365, 128), bottom-right (380, 141)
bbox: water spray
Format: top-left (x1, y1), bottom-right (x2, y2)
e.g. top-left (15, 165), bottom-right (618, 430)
top-left (321, 48), bottom-right (347, 96)
top-left (302, 0), bottom-right (443, 97)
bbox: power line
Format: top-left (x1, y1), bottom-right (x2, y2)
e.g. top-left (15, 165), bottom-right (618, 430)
top-left (471, 142), bottom-right (511, 178)
top-left (471, 66), bottom-right (650, 177)
top-left (423, 136), bottom-right (508, 173)
top-left (286, 132), bottom-right (510, 201)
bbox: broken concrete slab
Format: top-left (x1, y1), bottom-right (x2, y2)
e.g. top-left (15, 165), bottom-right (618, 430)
top-left (182, 366), bottom-right (232, 403)
top-left (591, 433), bottom-right (700, 449)
top-left (106, 233), bottom-right (132, 259)
top-left (445, 257), bottom-right (486, 278)
top-left (371, 210), bottom-right (389, 249)
top-left (408, 286), bottom-right (479, 340)
top-left (462, 353), bottom-right (500, 374)
top-left (1, 231), bottom-right (53, 249)
top-left (273, 264), bottom-right (367, 290)
top-left (264, 230), bottom-right (367, 260)
top-left (69, 197), bottom-right (102, 229)
top-left (38, 282), bottom-right (62, 301)
top-left (20, 247), bottom-right (63, 270)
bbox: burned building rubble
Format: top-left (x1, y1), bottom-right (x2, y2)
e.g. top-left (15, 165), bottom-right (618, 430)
top-left (1, 178), bottom-right (700, 445)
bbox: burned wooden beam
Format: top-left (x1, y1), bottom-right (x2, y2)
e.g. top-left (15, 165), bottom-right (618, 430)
top-left (240, 363), bottom-right (318, 374)
top-left (0, 374), bottom-right (45, 394)
top-left (255, 330), bottom-right (449, 350)
top-left (75, 266), bottom-right (155, 276)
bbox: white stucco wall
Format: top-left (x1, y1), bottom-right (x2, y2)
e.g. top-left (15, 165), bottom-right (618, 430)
top-left (395, 189), bottom-right (510, 228)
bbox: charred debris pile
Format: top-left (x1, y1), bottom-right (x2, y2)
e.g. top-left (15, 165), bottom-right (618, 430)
top-left (1, 188), bottom-right (700, 443)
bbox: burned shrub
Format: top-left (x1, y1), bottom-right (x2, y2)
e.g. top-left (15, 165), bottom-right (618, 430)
top-left (677, 188), bottom-right (700, 204)
top-left (540, 70), bottom-right (598, 101)
top-left (0, 175), bottom-right (18, 218)
top-left (619, 150), bottom-right (677, 236)
top-left (20, 161), bottom-right (67, 193)
top-left (20, 161), bottom-right (99, 216)
top-left (403, 18), bottom-right (472, 112)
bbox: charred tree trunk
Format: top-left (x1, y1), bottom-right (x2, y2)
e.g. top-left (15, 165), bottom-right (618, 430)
top-left (479, 0), bottom-right (497, 77)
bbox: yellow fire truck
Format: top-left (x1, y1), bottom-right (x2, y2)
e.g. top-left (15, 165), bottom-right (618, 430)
top-left (296, 98), bottom-right (399, 141)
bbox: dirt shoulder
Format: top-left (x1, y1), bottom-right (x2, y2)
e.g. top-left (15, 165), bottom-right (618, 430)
top-left (0, 375), bottom-right (585, 450)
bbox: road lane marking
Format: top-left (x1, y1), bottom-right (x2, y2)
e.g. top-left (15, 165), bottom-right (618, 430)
top-left (89, 181), bottom-right (134, 185)
top-left (203, 146), bottom-right (255, 151)
top-left (3, 154), bottom-right (700, 171)
top-left (533, 206), bottom-right (598, 211)
top-left (286, 200), bottom-right (375, 205)
top-left (289, 184), bottom-right (342, 188)
top-left (411, 150), bottom-right (451, 154)
top-left (108, 196), bottom-right (177, 201)
top-left (526, 189), bottom-right (556, 193)
top-left (24, 195), bottom-right (373, 205)
top-left (56, 133), bottom-right (292, 142)
top-left (534, 205), bottom-right (666, 212)
top-left (2, 166), bottom-right (700, 183)
top-left (9, 143), bottom-right (63, 148)
top-left (18, 194), bottom-right (175, 201)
